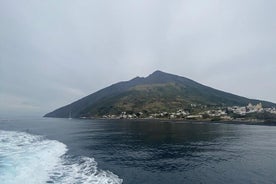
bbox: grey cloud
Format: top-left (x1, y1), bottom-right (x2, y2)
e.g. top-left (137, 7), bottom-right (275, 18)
top-left (0, 0), bottom-right (275, 116)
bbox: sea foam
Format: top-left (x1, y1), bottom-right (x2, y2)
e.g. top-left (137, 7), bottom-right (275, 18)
top-left (0, 130), bottom-right (122, 184)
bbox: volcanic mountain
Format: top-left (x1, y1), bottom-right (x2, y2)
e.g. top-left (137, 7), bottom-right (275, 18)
top-left (44, 70), bottom-right (275, 118)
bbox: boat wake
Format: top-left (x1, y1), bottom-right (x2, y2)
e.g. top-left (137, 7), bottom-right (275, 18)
top-left (0, 130), bottom-right (122, 184)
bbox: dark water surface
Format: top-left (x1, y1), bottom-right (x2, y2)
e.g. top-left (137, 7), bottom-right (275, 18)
top-left (1, 118), bottom-right (276, 184)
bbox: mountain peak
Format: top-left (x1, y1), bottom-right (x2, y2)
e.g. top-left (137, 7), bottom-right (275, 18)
top-left (152, 70), bottom-right (165, 74)
top-left (150, 70), bottom-right (170, 76)
top-left (144, 70), bottom-right (186, 85)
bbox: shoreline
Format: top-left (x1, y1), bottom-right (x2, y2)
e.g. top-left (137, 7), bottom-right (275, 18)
top-left (79, 117), bottom-right (276, 126)
top-left (43, 116), bottom-right (276, 126)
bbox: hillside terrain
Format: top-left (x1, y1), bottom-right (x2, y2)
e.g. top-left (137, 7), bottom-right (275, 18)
top-left (45, 71), bottom-right (276, 119)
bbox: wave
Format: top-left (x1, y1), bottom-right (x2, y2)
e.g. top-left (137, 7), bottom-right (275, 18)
top-left (0, 130), bottom-right (122, 184)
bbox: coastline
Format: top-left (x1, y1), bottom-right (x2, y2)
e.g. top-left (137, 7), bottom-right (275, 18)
top-left (79, 117), bottom-right (276, 126)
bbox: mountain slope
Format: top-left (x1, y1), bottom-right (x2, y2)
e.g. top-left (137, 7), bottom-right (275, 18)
top-left (44, 71), bottom-right (275, 118)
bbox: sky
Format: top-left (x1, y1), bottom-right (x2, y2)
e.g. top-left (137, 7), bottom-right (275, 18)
top-left (0, 0), bottom-right (275, 117)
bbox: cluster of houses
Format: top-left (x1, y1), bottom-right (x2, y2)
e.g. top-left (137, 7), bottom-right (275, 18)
top-left (265, 107), bottom-right (276, 114)
top-left (148, 109), bottom-right (188, 119)
top-left (102, 111), bottom-right (144, 119)
top-left (101, 103), bottom-right (276, 120)
top-left (227, 103), bottom-right (263, 115)
top-left (227, 103), bottom-right (276, 115)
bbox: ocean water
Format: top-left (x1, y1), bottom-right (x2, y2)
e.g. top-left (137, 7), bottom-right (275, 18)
top-left (0, 118), bottom-right (276, 184)
top-left (0, 130), bottom-right (122, 184)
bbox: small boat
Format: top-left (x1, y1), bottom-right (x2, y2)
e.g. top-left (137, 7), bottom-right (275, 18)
top-left (69, 111), bottom-right (72, 120)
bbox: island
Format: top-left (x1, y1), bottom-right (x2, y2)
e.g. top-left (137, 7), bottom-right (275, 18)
top-left (45, 71), bottom-right (276, 123)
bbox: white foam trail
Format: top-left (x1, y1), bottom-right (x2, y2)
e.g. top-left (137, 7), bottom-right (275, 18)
top-left (0, 130), bottom-right (66, 184)
top-left (0, 130), bottom-right (123, 184)
top-left (49, 156), bottom-right (122, 184)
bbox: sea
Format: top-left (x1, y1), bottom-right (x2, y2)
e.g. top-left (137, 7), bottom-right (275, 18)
top-left (0, 117), bottom-right (276, 184)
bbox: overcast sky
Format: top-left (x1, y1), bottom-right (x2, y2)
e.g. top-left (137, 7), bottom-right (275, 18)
top-left (1, 0), bottom-right (275, 117)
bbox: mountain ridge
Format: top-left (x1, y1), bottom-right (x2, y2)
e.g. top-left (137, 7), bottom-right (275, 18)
top-left (44, 70), bottom-right (276, 118)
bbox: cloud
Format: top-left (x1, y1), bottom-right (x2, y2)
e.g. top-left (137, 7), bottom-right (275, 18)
top-left (0, 0), bottom-right (275, 116)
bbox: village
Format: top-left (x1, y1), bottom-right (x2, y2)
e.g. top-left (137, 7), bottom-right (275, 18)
top-left (101, 103), bottom-right (276, 121)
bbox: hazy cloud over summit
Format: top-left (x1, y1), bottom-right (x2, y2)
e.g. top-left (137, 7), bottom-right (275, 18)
top-left (1, 0), bottom-right (275, 116)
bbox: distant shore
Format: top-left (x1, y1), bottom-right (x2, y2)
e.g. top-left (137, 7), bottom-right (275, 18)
top-left (80, 117), bottom-right (276, 126)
